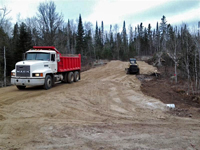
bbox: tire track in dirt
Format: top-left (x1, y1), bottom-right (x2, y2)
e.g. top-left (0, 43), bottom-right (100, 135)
top-left (0, 60), bottom-right (200, 150)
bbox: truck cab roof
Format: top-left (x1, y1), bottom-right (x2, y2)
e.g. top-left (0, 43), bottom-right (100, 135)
top-left (129, 58), bottom-right (136, 61)
top-left (33, 46), bottom-right (61, 55)
top-left (129, 58), bottom-right (137, 65)
top-left (26, 49), bottom-right (56, 54)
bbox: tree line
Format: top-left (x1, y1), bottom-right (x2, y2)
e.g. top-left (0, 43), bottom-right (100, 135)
top-left (0, 1), bottom-right (200, 92)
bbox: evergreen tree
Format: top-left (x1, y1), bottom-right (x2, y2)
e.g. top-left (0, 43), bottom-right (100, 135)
top-left (160, 15), bottom-right (168, 51)
top-left (109, 25), bottom-right (114, 59)
top-left (15, 22), bottom-right (32, 62)
top-left (67, 19), bottom-right (72, 54)
top-left (94, 21), bottom-right (103, 58)
top-left (155, 22), bottom-right (160, 52)
top-left (84, 23), bottom-right (92, 57)
top-left (103, 33), bottom-right (112, 59)
top-left (122, 21), bottom-right (128, 60)
top-left (101, 21), bottom-right (104, 45)
top-left (143, 27), bottom-right (148, 55)
top-left (129, 25), bottom-right (136, 57)
top-left (147, 24), bottom-right (153, 54)
top-left (12, 23), bottom-right (19, 63)
top-left (76, 14), bottom-right (84, 55)
top-left (12, 23), bottom-right (19, 47)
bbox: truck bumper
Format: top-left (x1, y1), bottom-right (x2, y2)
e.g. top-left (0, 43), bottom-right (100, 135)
top-left (11, 77), bottom-right (45, 86)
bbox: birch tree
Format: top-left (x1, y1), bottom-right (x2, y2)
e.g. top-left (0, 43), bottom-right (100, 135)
top-left (167, 26), bottom-right (179, 83)
top-left (37, 1), bottom-right (63, 45)
top-left (0, 7), bottom-right (12, 36)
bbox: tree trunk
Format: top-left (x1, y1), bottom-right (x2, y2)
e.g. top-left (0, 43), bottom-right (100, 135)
top-left (175, 61), bottom-right (177, 83)
top-left (186, 40), bottom-right (190, 92)
top-left (195, 49), bottom-right (198, 91)
top-left (4, 46), bottom-right (6, 87)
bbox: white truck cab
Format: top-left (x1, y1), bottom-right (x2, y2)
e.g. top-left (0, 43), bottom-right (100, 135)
top-left (11, 49), bottom-right (59, 90)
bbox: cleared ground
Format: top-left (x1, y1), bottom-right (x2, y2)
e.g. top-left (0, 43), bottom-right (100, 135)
top-left (0, 61), bottom-right (200, 150)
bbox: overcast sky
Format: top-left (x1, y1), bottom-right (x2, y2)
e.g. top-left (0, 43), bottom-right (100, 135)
top-left (1, 0), bottom-right (200, 30)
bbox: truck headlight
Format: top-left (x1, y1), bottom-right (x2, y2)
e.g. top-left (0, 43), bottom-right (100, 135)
top-left (11, 72), bottom-right (15, 76)
top-left (33, 73), bottom-right (43, 77)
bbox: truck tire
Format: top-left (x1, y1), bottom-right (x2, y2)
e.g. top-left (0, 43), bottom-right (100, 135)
top-left (136, 69), bottom-right (140, 75)
top-left (126, 68), bottom-right (130, 74)
top-left (68, 72), bottom-right (74, 83)
top-left (44, 75), bottom-right (52, 90)
top-left (17, 86), bottom-right (26, 90)
top-left (62, 73), bottom-right (68, 83)
top-left (74, 71), bottom-right (79, 82)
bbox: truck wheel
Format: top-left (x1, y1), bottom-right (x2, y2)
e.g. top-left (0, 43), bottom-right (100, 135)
top-left (68, 72), bottom-right (74, 83)
top-left (17, 86), bottom-right (26, 90)
top-left (137, 69), bottom-right (140, 75)
top-left (44, 75), bottom-right (52, 90)
top-left (62, 73), bottom-right (68, 83)
top-left (126, 69), bottom-right (130, 74)
top-left (74, 71), bottom-right (79, 82)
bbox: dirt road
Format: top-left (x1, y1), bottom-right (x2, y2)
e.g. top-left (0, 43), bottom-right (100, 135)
top-left (0, 61), bottom-right (200, 150)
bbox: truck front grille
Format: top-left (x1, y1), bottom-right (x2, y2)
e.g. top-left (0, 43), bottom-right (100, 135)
top-left (16, 65), bottom-right (30, 77)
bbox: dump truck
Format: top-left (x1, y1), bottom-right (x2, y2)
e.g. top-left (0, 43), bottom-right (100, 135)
top-left (11, 46), bottom-right (81, 90)
top-left (126, 58), bottom-right (140, 74)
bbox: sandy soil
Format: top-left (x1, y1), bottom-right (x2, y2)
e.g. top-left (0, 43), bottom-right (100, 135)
top-left (0, 61), bottom-right (200, 150)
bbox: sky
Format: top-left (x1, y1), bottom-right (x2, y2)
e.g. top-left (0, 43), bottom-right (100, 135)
top-left (0, 0), bottom-right (200, 31)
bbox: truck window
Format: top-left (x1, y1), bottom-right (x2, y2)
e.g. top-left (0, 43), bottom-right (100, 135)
top-left (26, 53), bottom-right (50, 61)
top-left (51, 54), bottom-right (55, 61)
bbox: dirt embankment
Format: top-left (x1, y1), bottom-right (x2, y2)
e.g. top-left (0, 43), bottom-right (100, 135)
top-left (139, 69), bottom-right (200, 119)
top-left (0, 61), bottom-right (200, 150)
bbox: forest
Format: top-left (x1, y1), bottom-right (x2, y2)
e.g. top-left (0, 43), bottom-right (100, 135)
top-left (0, 1), bottom-right (200, 92)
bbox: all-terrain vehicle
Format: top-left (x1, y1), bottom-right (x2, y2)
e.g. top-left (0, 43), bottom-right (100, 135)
top-left (126, 58), bottom-right (140, 74)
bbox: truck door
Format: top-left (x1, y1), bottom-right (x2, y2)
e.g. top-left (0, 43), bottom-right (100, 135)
top-left (50, 54), bottom-right (57, 73)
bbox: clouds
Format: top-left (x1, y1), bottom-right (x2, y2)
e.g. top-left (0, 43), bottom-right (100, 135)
top-left (85, 0), bottom-right (200, 29)
top-left (86, 0), bottom-right (168, 25)
top-left (1, 0), bottom-right (96, 23)
top-left (1, 0), bottom-right (199, 29)
top-left (1, 0), bottom-right (45, 23)
top-left (133, 0), bottom-right (200, 27)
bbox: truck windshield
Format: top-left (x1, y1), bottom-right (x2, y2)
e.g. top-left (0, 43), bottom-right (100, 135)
top-left (26, 53), bottom-right (50, 61)
top-left (130, 60), bottom-right (136, 64)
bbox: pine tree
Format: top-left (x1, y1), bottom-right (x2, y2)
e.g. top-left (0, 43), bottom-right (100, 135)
top-left (15, 22), bottom-right (32, 62)
top-left (84, 22), bottom-right (92, 57)
top-left (160, 15), bottom-right (168, 51)
top-left (76, 14), bottom-right (84, 55)
top-left (155, 22), bottom-right (160, 52)
top-left (101, 21), bottom-right (104, 45)
top-left (122, 21), bottom-right (128, 59)
top-left (147, 24), bottom-right (152, 54)
top-left (103, 33), bottom-right (112, 59)
top-left (12, 23), bottom-right (19, 47)
top-left (129, 25), bottom-right (136, 57)
top-left (109, 25), bottom-right (114, 59)
top-left (67, 19), bottom-right (72, 54)
top-left (143, 27), bottom-right (148, 55)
